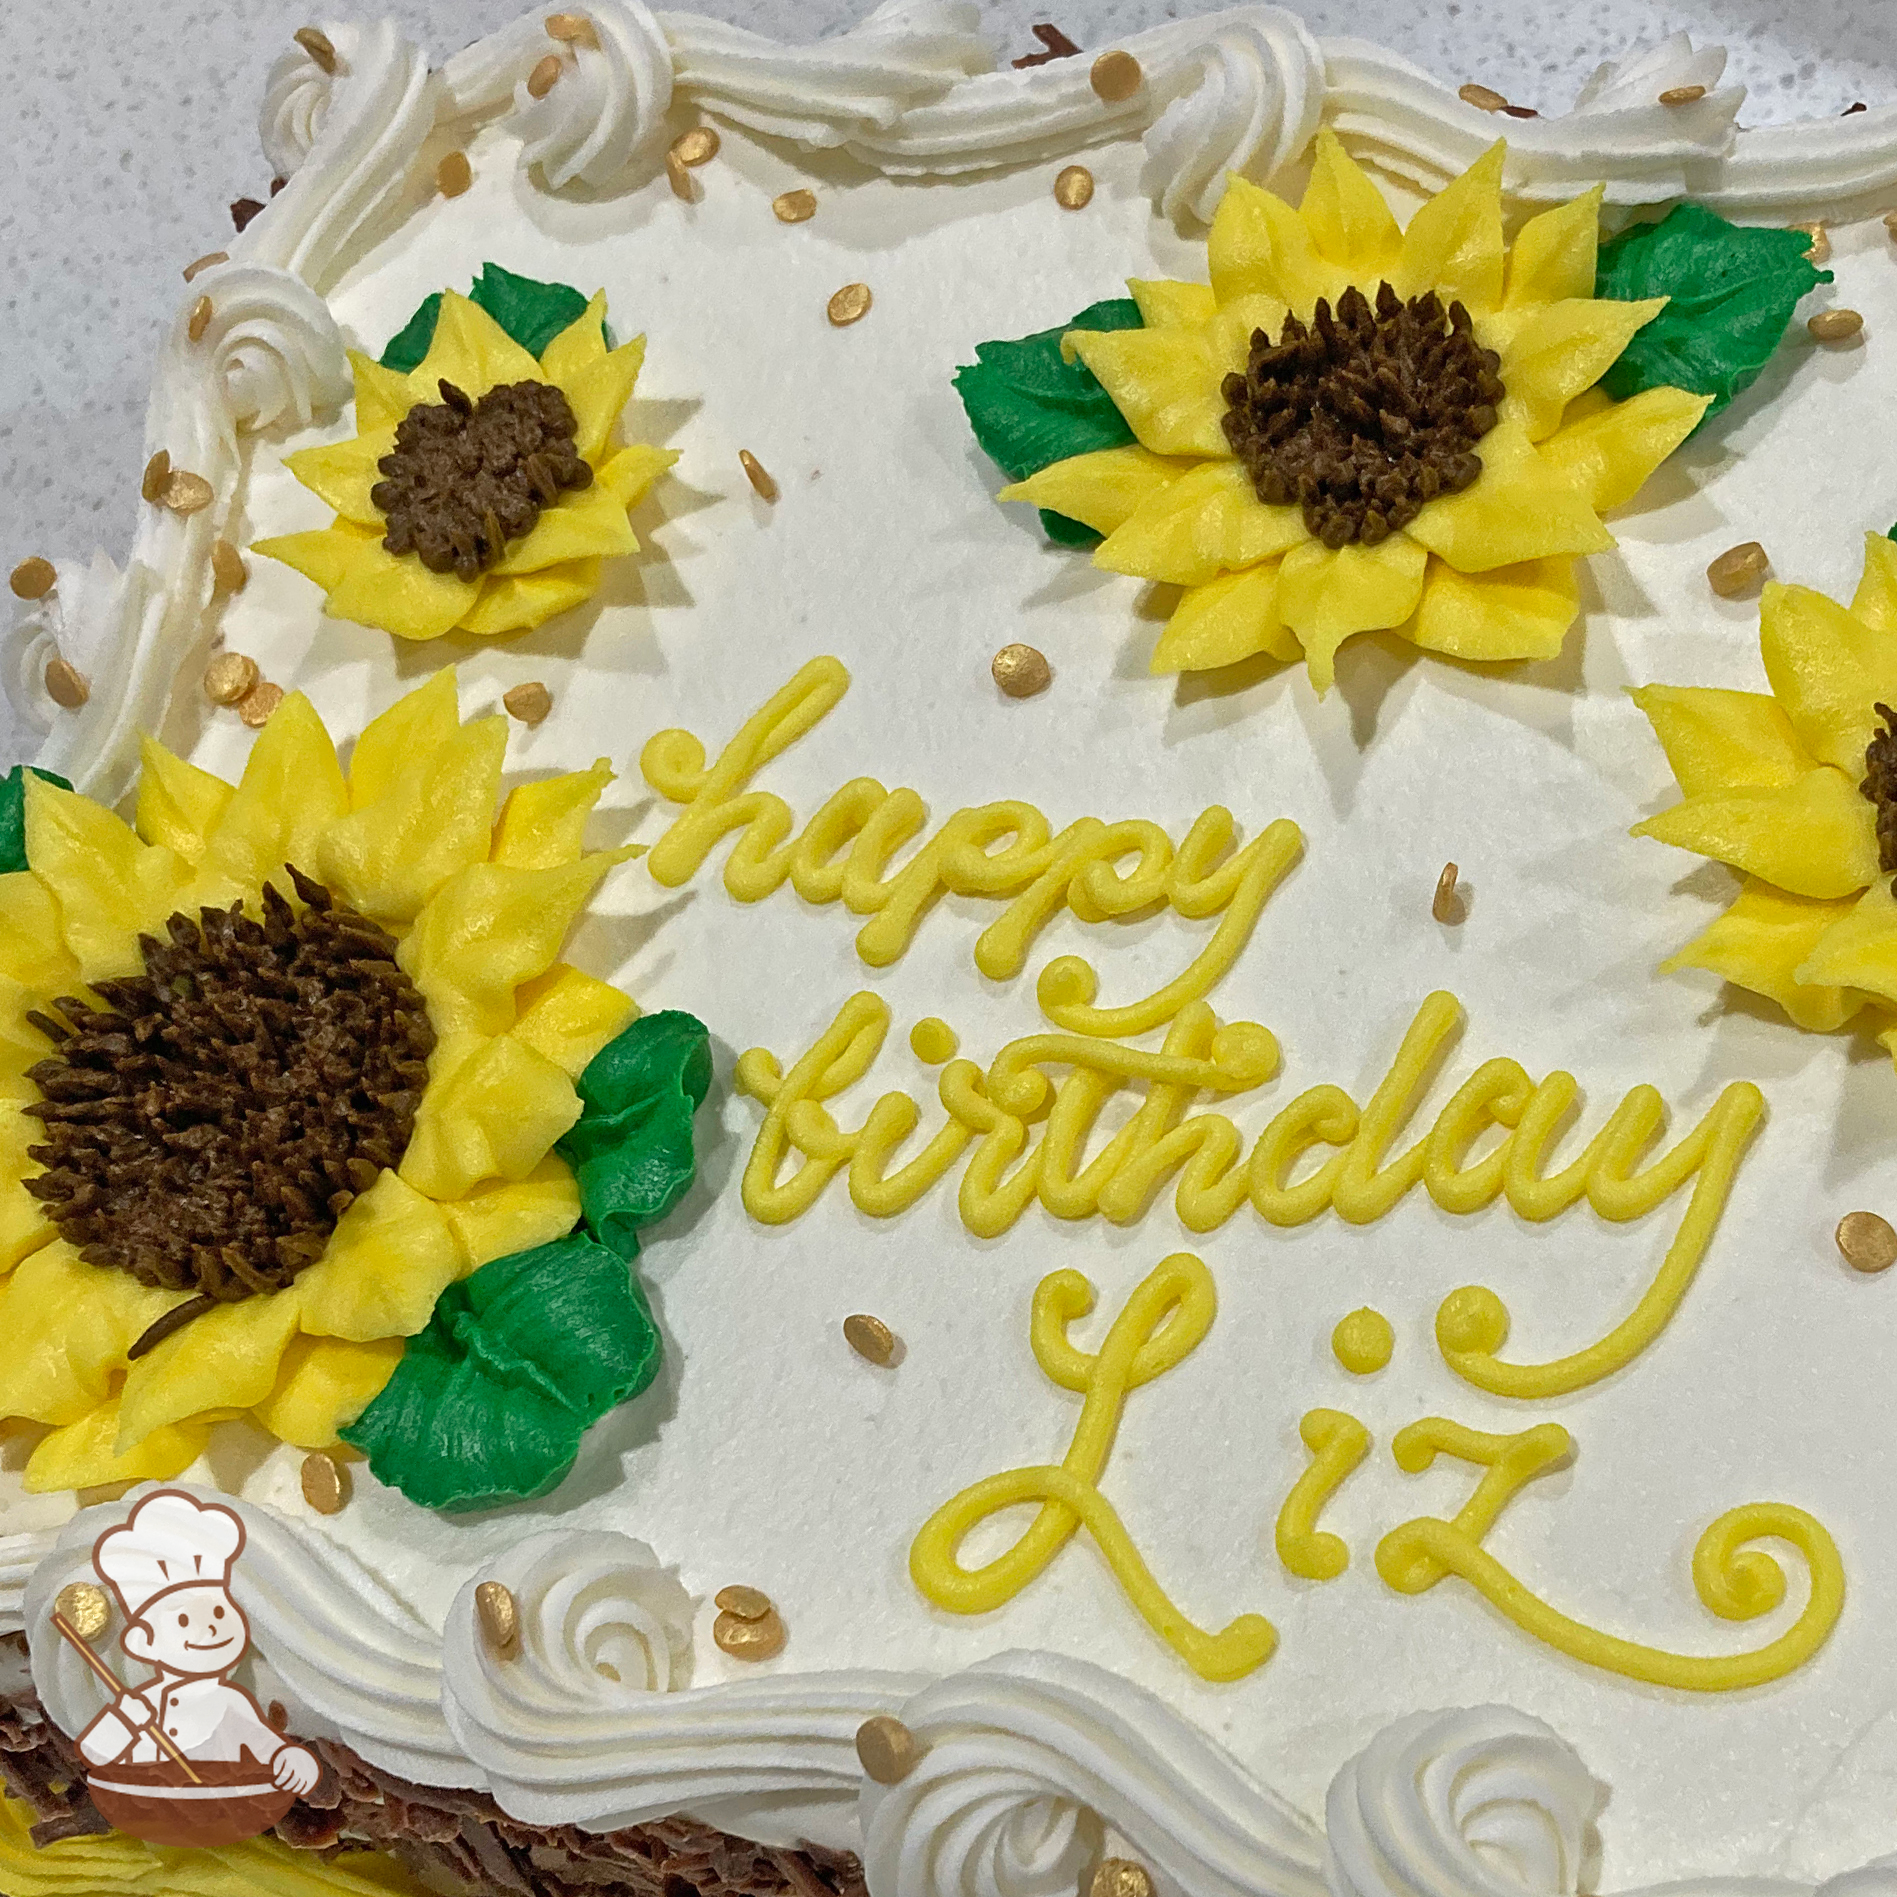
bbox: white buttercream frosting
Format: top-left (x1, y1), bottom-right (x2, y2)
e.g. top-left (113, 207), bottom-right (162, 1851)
top-left (193, 260), bottom-right (350, 434)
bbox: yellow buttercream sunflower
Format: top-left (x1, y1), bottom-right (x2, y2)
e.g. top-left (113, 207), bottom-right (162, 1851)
top-left (0, 672), bottom-right (639, 1491)
top-left (256, 290), bottom-right (674, 640)
top-left (1004, 131), bottom-right (1711, 691)
top-left (1633, 533), bottom-right (1897, 1056)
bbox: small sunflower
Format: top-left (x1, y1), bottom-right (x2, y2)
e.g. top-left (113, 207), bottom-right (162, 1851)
top-left (256, 290), bottom-right (674, 641)
top-left (0, 672), bottom-right (638, 1491)
top-left (1003, 131), bottom-right (1710, 691)
top-left (1633, 533), bottom-right (1897, 1054)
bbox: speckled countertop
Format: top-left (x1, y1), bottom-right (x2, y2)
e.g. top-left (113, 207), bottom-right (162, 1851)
top-left (1, 0), bottom-right (1891, 739)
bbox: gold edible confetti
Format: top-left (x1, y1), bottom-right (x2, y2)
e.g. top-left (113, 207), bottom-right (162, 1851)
top-left (843, 1312), bottom-right (902, 1366)
top-left (1091, 1862), bottom-right (1155, 1897)
top-left (714, 1606), bottom-right (786, 1660)
top-left (44, 658), bottom-right (89, 710)
top-left (503, 680), bottom-right (553, 725)
top-left (300, 1451), bottom-right (347, 1514)
top-left (672, 126), bottom-right (720, 167)
top-left (1706, 540), bottom-right (1768, 598)
top-left (141, 449), bottom-right (172, 502)
top-left (211, 537), bottom-right (249, 596)
top-left (545, 11), bottom-right (599, 46)
top-left (1838, 1210), bottom-right (1897, 1273)
top-left (1432, 861), bottom-right (1464, 924)
top-left (187, 295), bottom-right (214, 343)
top-left (1885, 209), bottom-right (1897, 239)
top-left (294, 25), bottom-right (337, 73)
top-left (1658, 83), bottom-right (1707, 105)
top-left (1790, 221), bottom-right (1830, 263)
top-left (828, 282), bottom-right (872, 326)
top-left (9, 557), bottom-right (55, 600)
top-left (437, 151), bottom-right (473, 198)
top-left (527, 52), bottom-right (563, 98)
top-left (1054, 165), bottom-right (1094, 210)
top-left (855, 1715), bottom-right (923, 1784)
top-left (204, 652), bottom-right (261, 705)
top-left (773, 189), bottom-right (817, 223)
top-left (1809, 308), bottom-right (1864, 342)
top-left (1089, 50), bottom-right (1142, 102)
top-left (1457, 82), bottom-right (1507, 112)
top-left (54, 1582), bottom-right (110, 1643)
top-left (239, 680), bottom-right (285, 729)
top-left (183, 250), bottom-right (228, 283)
top-left (739, 450), bottom-right (778, 501)
top-left (162, 468), bottom-right (215, 515)
top-left (476, 1580), bottom-right (521, 1658)
top-left (666, 150), bottom-right (693, 200)
top-left (991, 643), bottom-right (1052, 697)
top-left (714, 1584), bottom-right (774, 1621)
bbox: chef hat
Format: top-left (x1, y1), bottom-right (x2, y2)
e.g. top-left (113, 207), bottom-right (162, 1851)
top-left (93, 1490), bottom-right (246, 1623)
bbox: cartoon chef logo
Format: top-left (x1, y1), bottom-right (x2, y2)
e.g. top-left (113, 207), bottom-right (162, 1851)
top-left (58, 1490), bottom-right (322, 1847)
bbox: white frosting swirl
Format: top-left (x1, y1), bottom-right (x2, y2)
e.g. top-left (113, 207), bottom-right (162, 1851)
top-left (1323, 1708), bottom-right (1598, 1897)
top-left (1816, 1862), bottom-right (1897, 1897)
top-left (190, 260), bottom-right (349, 435)
top-left (1141, 15), bottom-right (1325, 224)
top-left (860, 1651), bottom-right (1327, 1897)
top-left (0, 1527), bottom-right (59, 1638)
top-left (260, 28), bottom-right (335, 179)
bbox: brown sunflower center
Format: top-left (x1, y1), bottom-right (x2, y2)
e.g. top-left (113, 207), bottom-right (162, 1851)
top-left (21, 867), bottom-right (436, 1305)
top-left (1220, 282), bottom-right (1506, 549)
top-left (1863, 702), bottom-right (1897, 876)
top-left (372, 377), bottom-right (593, 584)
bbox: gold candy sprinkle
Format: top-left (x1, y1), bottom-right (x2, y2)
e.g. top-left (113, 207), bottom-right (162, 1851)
top-left (1054, 165), bottom-right (1094, 210)
top-left (187, 295), bottom-right (214, 343)
top-left (1809, 308), bottom-right (1865, 342)
top-left (141, 449), bottom-right (172, 502)
top-left (773, 188), bottom-right (817, 223)
top-left (9, 557), bottom-right (55, 600)
top-left (437, 151), bottom-right (473, 198)
top-left (828, 282), bottom-right (872, 326)
top-left (183, 250), bottom-right (228, 283)
top-left (239, 681), bottom-right (285, 729)
top-left (715, 1584), bottom-right (774, 1621)
top-left (44, 658), bottom-right (89, 710)
top-left (1838, 1210), bottom-right (1897, 1273)
top-left (714, 1606), bottom-right (786, 1660)
top-left (476, 1580), bottom-right (521, 1658)
top-left (300, 1450), bottom-right (347, 1514)
top-left (545, 11), bottom-right (599, 46)
top-left (527, 52), bottom-right (564, 99)
top-left (992, 643), bottom-right (1052, 697)
top-left (55, 1582), bottom-right (110, 1643)
top-left (162, 468), bottom-right (215, 515)
top-left (1089, 50), bottom-right (1142, 102)
top-left (204, 652), bottom-right (261, 705)
top-left (1457, 82), bottom-right (1508, 112)
top-left (1884, 209), bottom-right (1897, 239)
top-left (843, 1312), bottom-right (902, 1366)
top-left (1091, 1862), bottom-right (1155, 1897)
top-left (211, 537), bottom-right (248, 596)
top-left (856, 1715), bottom-right (923, 1784)
top-left (295, 25), bottom-right (337, 73)
top-left (1706, 540), bottom-right (1768, 598)
top-left (739, 450), bottom-right (778, 502)
top-left (1658, 83), bottom-right (1707, 105)
top-left (1791, 221), bottom-right (1830, 263)
top-left (666, 150), bottom-right (694, 200)
top-left (1432, 861), bottom-right (1464, 924)
top-left (672, 126), bottom-right (720, 167)
top-left (503, 680), bottom-right (553, 725)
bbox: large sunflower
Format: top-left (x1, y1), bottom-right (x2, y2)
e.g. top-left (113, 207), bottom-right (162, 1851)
top-left (1004, 132), bottom-right (1709, 691)
top-left (1633, 533), bottom-right (1897, 1053)
top-left (256, 290), bottom-right (674, 641)
top-left (0, 673), bottom-right (637, 1491)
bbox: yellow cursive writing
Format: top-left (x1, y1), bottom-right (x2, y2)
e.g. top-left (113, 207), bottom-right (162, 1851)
top-left (1274, 1409), bottom-right (1372, 1581)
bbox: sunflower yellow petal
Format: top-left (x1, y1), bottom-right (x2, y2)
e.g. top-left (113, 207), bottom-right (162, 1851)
top-left (491, 480), bottom-right (639, 577)
top-left (1760, 580), bottom-right (1897, 775)
top-left (26, 1399), bottom-right (206, 1494)
top-left (1852, 531), bottom-right (1897, 635)
top-left (439, 1155), bottom-right (583, 1267)
top-left (283, 427), bottom-right (399, 527)
top-left (1498, 297), bottom-right (1669, 441)
top-left (1095, 460), bottom-right (1307, 586)
top-left (1537, 385), bottom-right (1711, 513)
top-left (457, 560), bottom-right (602, 637)
top-left (135, 737), bottom-right (233, 865)
top-left (116, 1289), bottom-right (301, 1452)
top-left (252, 521), bottom-right (382, 596)
top-left (1794, 876), bottom-right (1897, 1010)
top-left (0, 1243), bottom-right (179, 1425)
top-left (1628, 684), bottom-right (1810, 795)
top-left (1127, 279), bottom-right (1219, 328)
top-left (349, 670), bottom-right (462, 811)
top-left (1403, 418), bottom-right (1614, 572)
top-left (400, 1033), bottom-right (583, 1201)
top-left (323, 533), bottom-right (483, 642)
top-left (0, 874), bottom-right (75, 994)
top-left (1409, 553), bottom-right (1578, 661)
top-left (1298, 128), bottom-right (1402, 277)
top-left (0, 987), bottom-right (56, 1103)
top-left (1633, 765), bottom-right (1879, 899)
top-left (1278, 534), bottom-right (1429, 693)
top-left (1064, 326), bottom-right (1236, 458)
top-left (351, 348), bottom-right (418, 429)
top-left (565, 335), bottom-right (648, 463)
top-left (999, 445), bottom-right (1190, 536)
top-left (1394, 139), bottom-right (1507, 313)
top-left (512, 963), bottom-right (639, 1078)
top-left (297, 1171), bottom-right (466, 1341)
top-left (1664, 879), bottom-right (1866, 1031)
top-left (197, 691), bottom-right (349, 903)
top-left (492, 761), bottom-right (613, 870)
top-left (252, 1333), bottom-right (404, 1449)
top-left (1503, 186), bottom-right (1605, 308)
top-left (414, 291), bottom-right (543, 399)
top-left (596, 442), bottom-right (677, 509)
top-left (538, 290), bottom-right (610, 384)
top-left (1208, 174), bottom-right (1343, 313)
top-left (1150, 562), bottom-right (1298, 672)
top-left (0, 1101), bottom-right (54, 1271)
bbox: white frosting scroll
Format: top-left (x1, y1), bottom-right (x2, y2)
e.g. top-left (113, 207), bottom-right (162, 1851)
top-left (0, 1527), bottom-right (58, 1638)
top-left (192, 261), bottom-right (350, 435)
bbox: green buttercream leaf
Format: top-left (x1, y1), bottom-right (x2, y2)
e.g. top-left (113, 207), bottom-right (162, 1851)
top-left (379, 292), bottom-right (443, 374)
top-left (378, 264), bottom-right (603, 374)
top-left (955, 296), bottom-right (1145, 546)
top-left (339, 1234), bottom-right (663, 1513)
top-left (0, 766), bottom-right (72, 877)
top-left (557, 1010), bottom-right (713, 1259)
top-left (1595, 203), bottom-right (1832, 417)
